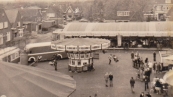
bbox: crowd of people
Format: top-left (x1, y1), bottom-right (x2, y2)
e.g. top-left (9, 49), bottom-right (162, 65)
top-left (130, 51), bottom-right (170, 97)
top-left (120, 39), bottom-right (169, 49)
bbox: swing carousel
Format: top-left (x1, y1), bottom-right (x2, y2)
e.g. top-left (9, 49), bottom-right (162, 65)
top-left (51, 38), bottom-right (110, 72)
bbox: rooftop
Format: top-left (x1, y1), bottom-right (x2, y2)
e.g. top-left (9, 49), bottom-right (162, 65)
top-left (5, 9), bottom-right (19, 24)
top-left (0, 61), bottom-right (76, 97)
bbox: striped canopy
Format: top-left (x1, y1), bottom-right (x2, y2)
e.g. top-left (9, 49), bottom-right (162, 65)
top-left (0, 61), bottom-right (76, 97)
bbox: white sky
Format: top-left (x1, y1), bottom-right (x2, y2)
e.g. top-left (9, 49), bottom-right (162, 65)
top-left (0, 0), bottom-right (92, 2)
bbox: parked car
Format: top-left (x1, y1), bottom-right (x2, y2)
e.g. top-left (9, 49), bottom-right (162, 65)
top-left (79, 18), bottom-right (88, 22)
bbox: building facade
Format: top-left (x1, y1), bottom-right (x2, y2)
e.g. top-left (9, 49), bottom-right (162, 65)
top-left (153, 0), bottom-right (173, 21)
top-left (5, 9), bottom-right (25, 46)
top-left (0, 9), bottom-right (11, 47)
top-left (19, 8), bottom-right (42, 34)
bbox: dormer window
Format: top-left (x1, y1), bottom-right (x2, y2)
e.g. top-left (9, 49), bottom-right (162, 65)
top-left (117, 11), bottom-right (130, 16)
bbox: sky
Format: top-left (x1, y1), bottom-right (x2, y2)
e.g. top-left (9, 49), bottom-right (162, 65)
top-left (0, 0), bottom-right (92, 2)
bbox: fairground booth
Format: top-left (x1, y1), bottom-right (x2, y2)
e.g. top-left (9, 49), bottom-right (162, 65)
top-left (52, 22), bottom-right (173, 49)
top-left (163, 70), bottom-right (173, 96)
top-left (51, 38), bottom-right (110, 72)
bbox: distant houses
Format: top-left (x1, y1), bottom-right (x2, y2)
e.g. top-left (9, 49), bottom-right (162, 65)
top-left (57, 4), bottom-right (83, 21)
top-left (143, 0), bottom-right (173, 21)
top-left (0, 4), bottom-right (68, 48)
top-left (18, 8), bottom-right (42, 34)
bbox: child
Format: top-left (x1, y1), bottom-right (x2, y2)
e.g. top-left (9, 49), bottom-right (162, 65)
top-left (113, 55), bottom-right (119, 62)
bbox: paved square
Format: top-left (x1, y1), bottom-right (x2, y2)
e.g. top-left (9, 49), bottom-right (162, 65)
top-left (36, 50), bottom-right (165, 97)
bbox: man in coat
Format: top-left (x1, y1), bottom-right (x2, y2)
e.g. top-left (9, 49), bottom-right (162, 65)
top-left (104, 72), bottom-right (109, 87)
top-left (144, 76), bottom-right (149, 91)
top-left (130, 77), bottom-right (135, 92)
top-left (131, 51), bottom-right (134, 59)
top-left (109, 72), bottom-right (113, 87)
top-left (53, 59), bottom-right (57, 71)
top-left (153, 52), bottom-right (156, 61)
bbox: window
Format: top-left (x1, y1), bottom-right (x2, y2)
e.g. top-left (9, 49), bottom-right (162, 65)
top-left (0, 34), bottom-right (3, 44)
top-left (80, 54), bottom-right (85, 59)
top-left (10, 53), bottom-right (15, 60)
top-left (68, 15), bottom-right (72, 18)
top-left (156, 6), bottom-right (161, 10)
top-left (18, 29), bottom-right (23, 37)
top-left (6, 32), bottom-right (10, 41)
top-left (117, 11), bottom-right (130, 16)
top-left (15, 52), bottom-right (19, 58)
top-left (4, 22), bottom-right (8, 28)
top-left (39, 25), bottom-right (41, 30)
top-left (17, 22), bottom-right (20, 27)
top-left (0, 22), bottom-right (3, 29)
top-left (72, 60), bottom-right (75, 65)
top-left (78, 60), bottom-right (81, 66)
top-left (68, 9), bottom-right (72, 13)
top-left (47, 13), bottom-right (55, 18)
top-left (14, 33), bottom-right (17, 37)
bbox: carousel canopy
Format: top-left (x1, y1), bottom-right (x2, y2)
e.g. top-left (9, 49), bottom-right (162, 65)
top-left (51, 38), bottom-right (110, 51)
top-left (0, 61), bottom-right (76, 97)
top-left (163, 70), bottom-right (173, 86)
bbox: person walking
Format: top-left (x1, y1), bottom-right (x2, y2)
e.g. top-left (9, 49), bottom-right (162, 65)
top-left (140, 92), bottom-right (145, 97)
top-left (104, 72), bottom-right (109, 87)
top-left (144, 76), bottom-right (149, 91)
top-left (160, 62), bottom-right (163, 72)
top-left (137, 57), bottom-right (141, 69)
top-left (153, 62), bottom-right (156, 73)
top-left (146, 92), bottom-right (152, 97)
top-left (109, 72), bottom-right (113, 87)
top-left (53, 59), bottom-right (57, 71)
top-left (131, 51), bottom-right (134, 59)
top-left (145, 57), bottom-right (149, 66)
top-left (156, 63), bottom-right (161, 74)
top-left (153, 52), bottom-right (156, 61)
top-left (108, 54), bottom-right (112, 65)
top-left (134, 55), bottom-right (138, 68)
top-left (130, 77), bottom-right (135, 92)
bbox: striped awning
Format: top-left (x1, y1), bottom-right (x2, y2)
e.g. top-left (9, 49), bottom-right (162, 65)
top-left (0, 61), bottom-right (76, 97)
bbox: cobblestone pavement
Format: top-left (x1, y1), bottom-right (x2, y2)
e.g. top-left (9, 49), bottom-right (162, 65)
top-left (36, 50), bottom-right (166, 97)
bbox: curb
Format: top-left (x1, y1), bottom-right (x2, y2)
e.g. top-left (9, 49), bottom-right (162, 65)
top-left (105, 48), bottom-right (172, 51)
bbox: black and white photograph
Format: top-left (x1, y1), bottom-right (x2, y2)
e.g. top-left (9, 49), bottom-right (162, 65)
top-left (0, 0), bottom-right (173, 97)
